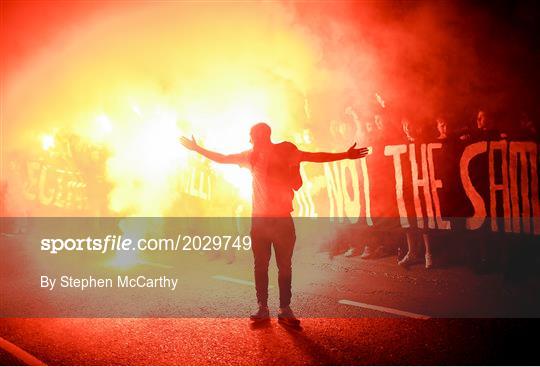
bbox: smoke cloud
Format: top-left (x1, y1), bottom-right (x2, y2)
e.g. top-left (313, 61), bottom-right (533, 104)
top-left (2, 1), bottom-right (538, 216)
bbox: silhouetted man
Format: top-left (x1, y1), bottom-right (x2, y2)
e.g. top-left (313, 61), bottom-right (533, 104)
top-left (460, 110), bottom-right (506, 141)
top-left (180, 122), bottom-right (368, 325)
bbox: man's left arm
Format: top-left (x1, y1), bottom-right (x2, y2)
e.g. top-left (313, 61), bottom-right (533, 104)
top-left (299, 143), bottom-right (369, 163)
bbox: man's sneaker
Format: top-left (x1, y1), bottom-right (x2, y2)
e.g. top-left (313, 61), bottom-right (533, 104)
top-left (278, 306), bottom-right (301, 326)
top-left (250, 305), bottom-right (270, 322)
top-left (425, 253), bottom-right (433, 269)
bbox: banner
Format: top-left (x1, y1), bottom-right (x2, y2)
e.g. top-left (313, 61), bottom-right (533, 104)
top-left (296, 139), bottom-right (539, 235)
top-left (4, 139), bottom-right (539, 235)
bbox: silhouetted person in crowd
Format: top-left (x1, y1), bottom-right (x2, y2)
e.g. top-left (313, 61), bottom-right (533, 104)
top-left (180, 123), bottom-right (368, 326)
top-left (398, 118), bottom-right (434, 269)
top-left (402, 117), bottom-right (416, 142)
top-left (436, 117), bottom-right (448, 141)
top-left (512, 112), bottom-right (539, 141)
top-left (433, 116), bottom-right (466, 266)
top-left (359, 114), bottom-right (388, 260)
top-left (460, 110), bottom-right (507, 272)
top-left (460, 110), bottom-right (506, 141)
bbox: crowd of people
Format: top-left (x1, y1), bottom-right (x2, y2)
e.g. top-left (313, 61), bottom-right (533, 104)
top-left (2, 103), bottom-right (538, 279)
top-left (325, 106), bottom-right (539, 277)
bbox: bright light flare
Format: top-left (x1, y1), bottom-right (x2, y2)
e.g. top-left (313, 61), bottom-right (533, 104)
top-left (41, 134), bottom-right (55, 151)
top-left (108, 218), bottom-right (165, 268)
top-left (105, 104), bottom-right (187, 215)
top-left (181, 87), bottom-right (277, 203)
top-left (96, 114), bottom-right (113, 133)
top-left (218, 166), bottom-right (253, 201)
top-left (6, 2), bottom-right (321, 216)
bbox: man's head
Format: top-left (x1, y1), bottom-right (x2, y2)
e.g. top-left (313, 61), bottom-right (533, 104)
top-left (250, 122), bottom-right (272, 147)
top-left (436, 117), bottom-right (447, 136)
top-left (477, 110), bottom-right (489, 129)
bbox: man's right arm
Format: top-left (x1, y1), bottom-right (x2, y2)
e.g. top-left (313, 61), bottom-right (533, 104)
top-left (194, 146), bottom-right (246, 164)
top-left (180, 135), bottom-right (247, 165)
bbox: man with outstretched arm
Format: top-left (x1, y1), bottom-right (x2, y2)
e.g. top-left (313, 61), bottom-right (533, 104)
top-left (180, 122), bottom-right (368, 326)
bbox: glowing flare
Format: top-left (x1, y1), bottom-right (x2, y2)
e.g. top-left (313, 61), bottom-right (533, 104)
top-left (96, 114), bottom-right (113, 133)
top-left (41, 134), bottom-right (55, 151)
top-left (6, 2), bottom-right (321, 216)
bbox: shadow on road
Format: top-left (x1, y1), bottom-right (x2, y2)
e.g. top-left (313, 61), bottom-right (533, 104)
top-left (249, 320), bottom-right (272, 330)
top-left (280, 324), bottom-right (338, 365)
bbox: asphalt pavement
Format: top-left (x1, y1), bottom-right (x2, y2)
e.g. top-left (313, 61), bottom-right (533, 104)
top-left (2, 233), bottom-right (540, 365)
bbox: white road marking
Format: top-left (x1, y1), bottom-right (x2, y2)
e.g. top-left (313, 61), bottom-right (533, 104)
top-left (212, 276), bottom-right (427, 318)
top-left (338, 299), bottom-right (431, 319)
top-left (212, 275), bottom-right (274, 288)
top-left (0, 336), bottom-right (46, 366)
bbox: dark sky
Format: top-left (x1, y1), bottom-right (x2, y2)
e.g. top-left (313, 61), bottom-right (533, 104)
top-left (295, 0), bottom-right (540, 127)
